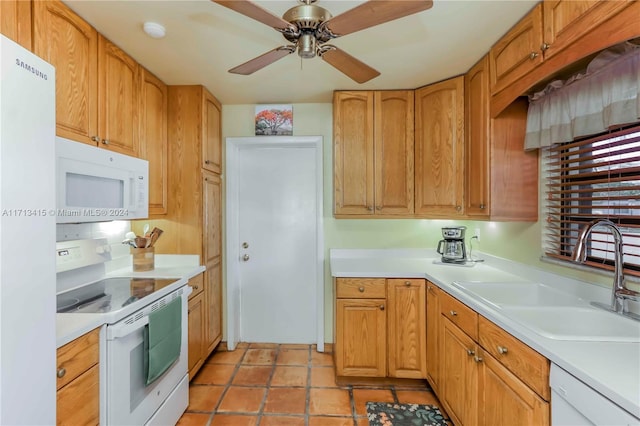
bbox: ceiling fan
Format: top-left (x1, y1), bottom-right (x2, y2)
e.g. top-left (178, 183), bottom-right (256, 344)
top-left (213, 0), bottom-right (433, 83)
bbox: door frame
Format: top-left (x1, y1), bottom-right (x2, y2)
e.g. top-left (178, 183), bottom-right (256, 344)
top-left (225, 136), bottom-right (324, 351)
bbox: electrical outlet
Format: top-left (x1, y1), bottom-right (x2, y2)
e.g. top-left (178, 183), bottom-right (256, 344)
top-left (474, 228), bottom-right (481, 241)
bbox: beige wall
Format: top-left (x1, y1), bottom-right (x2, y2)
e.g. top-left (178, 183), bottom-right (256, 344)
top-left (222, 103), bottom-right (610, 343)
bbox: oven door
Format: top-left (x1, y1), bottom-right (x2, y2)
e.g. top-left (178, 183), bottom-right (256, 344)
top-left (105, 287), bottom-right (189, 425)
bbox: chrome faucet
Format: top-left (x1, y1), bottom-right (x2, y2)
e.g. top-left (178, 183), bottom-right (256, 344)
top-left (571, 219), bottom-right (639, 316)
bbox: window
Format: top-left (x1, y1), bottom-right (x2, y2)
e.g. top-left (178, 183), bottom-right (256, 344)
top-left (545, 124), bottom-right (640, 277)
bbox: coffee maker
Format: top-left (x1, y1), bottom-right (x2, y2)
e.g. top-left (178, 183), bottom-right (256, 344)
top-left (437, 226), bottom-right (468, 263)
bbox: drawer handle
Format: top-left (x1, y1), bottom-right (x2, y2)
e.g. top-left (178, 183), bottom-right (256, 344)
top-left (466, 349), bottom-right (475, 356)
top-left (474, 355), bottom-right (483, 363)
top-left (359, 287), bottom-right (365, 293)
top-left (404, 281), bottom-right (411, 287)
top-left (379, 305), bottom-right (385, 311)
top-left (57, 368), bottom-right (66, 378)
top-left (450, 310), bottom-right (457, 316)
top-left (497, 346), bottom-right (508, 355)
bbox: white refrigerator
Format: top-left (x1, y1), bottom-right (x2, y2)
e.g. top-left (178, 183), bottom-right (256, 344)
top-left (0, 34), bottom-right (56, 424)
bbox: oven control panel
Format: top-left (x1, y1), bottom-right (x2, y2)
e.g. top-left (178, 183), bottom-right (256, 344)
top-left (56, 238), bottom-right (112, 273)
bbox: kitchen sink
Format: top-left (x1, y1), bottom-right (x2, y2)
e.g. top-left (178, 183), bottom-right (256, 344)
top-left (499, 306), bottom-right (640, 342)
top-left (452, 281), bottom-right (587, 307)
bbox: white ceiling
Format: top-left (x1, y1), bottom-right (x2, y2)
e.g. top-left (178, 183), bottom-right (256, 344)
top-left (63, 0), bottom-right (538, 105)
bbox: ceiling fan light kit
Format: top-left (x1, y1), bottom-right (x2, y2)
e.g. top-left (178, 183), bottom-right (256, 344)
top-left (213, 0), bottom-right (433, 83)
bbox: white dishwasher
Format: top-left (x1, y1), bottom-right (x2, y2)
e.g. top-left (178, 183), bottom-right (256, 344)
top-left (550, 363), bottom-right (640, 426)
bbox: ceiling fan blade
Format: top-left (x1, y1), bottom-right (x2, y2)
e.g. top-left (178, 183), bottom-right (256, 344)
top-left (321, 47), bottom-right (380, 84)
top-left (212, 0), bottom-right (295, 31)
top-left (323, 0), bottom-right (433, 37)
top-left (229, 46), bottom-right (295, 75)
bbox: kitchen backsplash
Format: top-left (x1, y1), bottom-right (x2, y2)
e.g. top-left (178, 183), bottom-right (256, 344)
top-left (56, 221), bottom-right (131, 259)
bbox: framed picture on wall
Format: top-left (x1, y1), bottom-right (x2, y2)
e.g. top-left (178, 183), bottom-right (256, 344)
top-left (255, 104), bottom-right (293, 136)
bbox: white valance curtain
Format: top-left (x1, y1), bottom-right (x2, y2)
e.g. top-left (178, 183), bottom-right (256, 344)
top-left (524, 43), bottom-right (640, 150)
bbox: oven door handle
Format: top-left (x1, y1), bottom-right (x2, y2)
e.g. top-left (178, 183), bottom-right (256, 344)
top-left (106, 316), bottom-right (149, 340)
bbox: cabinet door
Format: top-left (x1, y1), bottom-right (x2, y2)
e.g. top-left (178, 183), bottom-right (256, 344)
top-left (415, 77), bottom-right (465, 217)
top-left (203, 172), bottom-right (222, 265)
top-left (489, 4), bottom-right (543, 95)
top-left (33, 0), bottom-right (98, 145)
top-left (425, 283), bottom-right (440, 393)
top-left (333, 91), bottom-right (375, 215)
top-left (479, 349), bottom-right (550, 426)
top-left (140, 68), bottom-right (168, 215)
top-left (205, 260), bottom-right (222, 354)
top-left (98, 35), bottom-right (140, 156)
top-left (335, 298), bottom-right (386, 377)
top-left (387, 279), bottom-right (426, 379)
top-left (202, 90), bottom-right (222, 173)
top-left (187, 291), bottom-right (205, 379)
top-left (542, 0), bottom-right (632, 60)
top-left (57, 364), bottom-right (100, 426)
top-left (464, 55), bottom-right (490, 219)
top-left (441, 318), bottom-right (478, 426)
top-left (0, 0), bottom-right (31, 49)
top-left (374, 91), bottom-right (415, 215)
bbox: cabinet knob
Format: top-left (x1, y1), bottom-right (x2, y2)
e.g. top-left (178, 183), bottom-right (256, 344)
top-left (192, 285), bottom-right (199, 290)
top-left (404, 281), bottom-right (411, 287)
top-left (375, 206), bottom-right (382, 211)
top-left (497, 346), bottom-right (508, 355)
top-left (102, 139), bottom-right (110, 145)
top-left (57, 368), bottom-right (66, 378)
top-left (379, 304), bottom-right (385, 311)
top-left (358, 286), bottom-right (365, 293)
top-left (205, 160), bottom-right (211, 165)
top-left (529, 51), bottom-right (539, 60)
top-left (367, 206), bottom-right (374, 212)
top-left (479, 204), bottom-right (486, 210)
top-left (91, 135), bottom-right (100, 143)
top-left (474, 355), bottom-right (483, 363)
top-left (449, 310), bottom-right (457, 316)
top-left (456, 205), bottom-right (462, 212)
top-left (466, 349), bottom-right (475, 356)
top-left (540, 42), bottom-right (550, 51)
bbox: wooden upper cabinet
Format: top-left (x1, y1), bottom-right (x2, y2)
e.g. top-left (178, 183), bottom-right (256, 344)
top-left (0, 0), bottom-right (32, 49)
top-left (387, 279), bottom-right (426, 379)
top-left (98, 35), bottom-right (140, 156)
top-left (374, 91), bottom-right (414, 215)
top-left (140, 68), bottom-right (168, 215)
top-left (542, 0), bottom-right (633, 60)
top-left (33, 0), bottom-right (98, 145)
top-left (464, 55), bottom-right (491, 219)
top-left (334, 91), bottom-right (375, 215)
top-left (489, 4), bottom-right (543, 95)
top-left (203, 92), bottom-right (222, 174)
top-left (415, 77), bottom-right (465, 217)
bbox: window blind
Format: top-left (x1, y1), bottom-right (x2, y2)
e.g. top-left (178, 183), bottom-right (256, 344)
top-left (544, 125), bottom-right (640, 277)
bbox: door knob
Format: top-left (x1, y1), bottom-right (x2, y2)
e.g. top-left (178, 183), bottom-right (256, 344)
top-left (242, 242), bottom-right (249, 249)
top-left (242, 254), bottom-right (250, 261)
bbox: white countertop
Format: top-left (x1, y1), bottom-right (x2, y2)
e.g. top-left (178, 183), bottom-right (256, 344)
top-left (330, 248), bottom-right (640, 419)
top-left (56, 255), bottom-right (205, 348)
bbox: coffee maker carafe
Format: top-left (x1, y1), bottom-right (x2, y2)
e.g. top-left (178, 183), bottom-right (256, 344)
top-left (437, 226), bottom-right (467, 263)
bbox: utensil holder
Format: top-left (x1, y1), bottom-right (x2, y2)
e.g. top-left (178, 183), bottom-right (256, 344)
top-left (131, 247), bottom-right (154, 271)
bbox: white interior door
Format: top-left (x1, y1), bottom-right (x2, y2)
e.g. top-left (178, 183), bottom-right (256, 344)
top-left (226, 136), bottom-right (324, 348)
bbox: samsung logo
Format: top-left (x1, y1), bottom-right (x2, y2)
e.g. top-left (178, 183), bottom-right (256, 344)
top-left (15, 58), bottom-right (48, 80)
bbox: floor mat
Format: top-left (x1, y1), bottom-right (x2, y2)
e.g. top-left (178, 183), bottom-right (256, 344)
top-left (366, 402), bottom-right (448, 426)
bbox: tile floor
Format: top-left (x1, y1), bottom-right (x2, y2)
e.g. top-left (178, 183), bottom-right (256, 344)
top-left (177, 343), bottom-right (449, 426)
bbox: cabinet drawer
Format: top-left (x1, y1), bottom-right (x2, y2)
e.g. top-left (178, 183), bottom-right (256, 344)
top-left (189, 273), bottom-right (204, 299)
top-left (56, 327), bottom-right (100, 390)
top-left (440, 291), bottom-right (478, 340)
top-left (479, 316), bottom-right (550, 400)
top-left (336, 278), bottom-right (386, 299)
top-left (57, 364), bottom-right (100, 426)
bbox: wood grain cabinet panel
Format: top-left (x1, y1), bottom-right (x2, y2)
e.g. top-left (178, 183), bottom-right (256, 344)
top-left (425, 282), bottom-right (441, 393)
top-left (336, 278), bottom-right (386, 299)
top-left (203, 172), bottom-right (222, 266)
top-left (33, 0), bottom-right (98, 145)
top-left (140, 68), bottom-right (168, 215)
top-left (0, 0), bottom-right (32, 49)
top-left (187, 289), bottom-right (205, 380)
top-left (387, 279), bottom-right (426, 379)
top-left (489, 4), bottom-right (543, 95)
top-left (205, 260), bottom-right (222, 354)
top-left (203, 91), bottom-right (222, 174)
top-left (98, 35), bottom-right (140, 156)
top-left (415, 77), bottom-right (465, 217)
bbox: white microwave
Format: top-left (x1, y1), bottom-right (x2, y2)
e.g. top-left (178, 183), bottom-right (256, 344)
top-left (56, 137), bottom-right (149, 223)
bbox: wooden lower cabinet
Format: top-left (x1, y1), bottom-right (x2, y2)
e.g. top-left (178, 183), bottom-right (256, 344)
top-left (425, 282), bottom-right (441, 393)
top-left (438, 289), bottom-right (550, 426)
top-left (334, 277), bottom-right (426, 379)
top-left (187, 273), bottom-right (206, 379)
top-left (56, 327), bottom-right (100, 426)
top-left (205, 260), bottom-right (222, 354)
